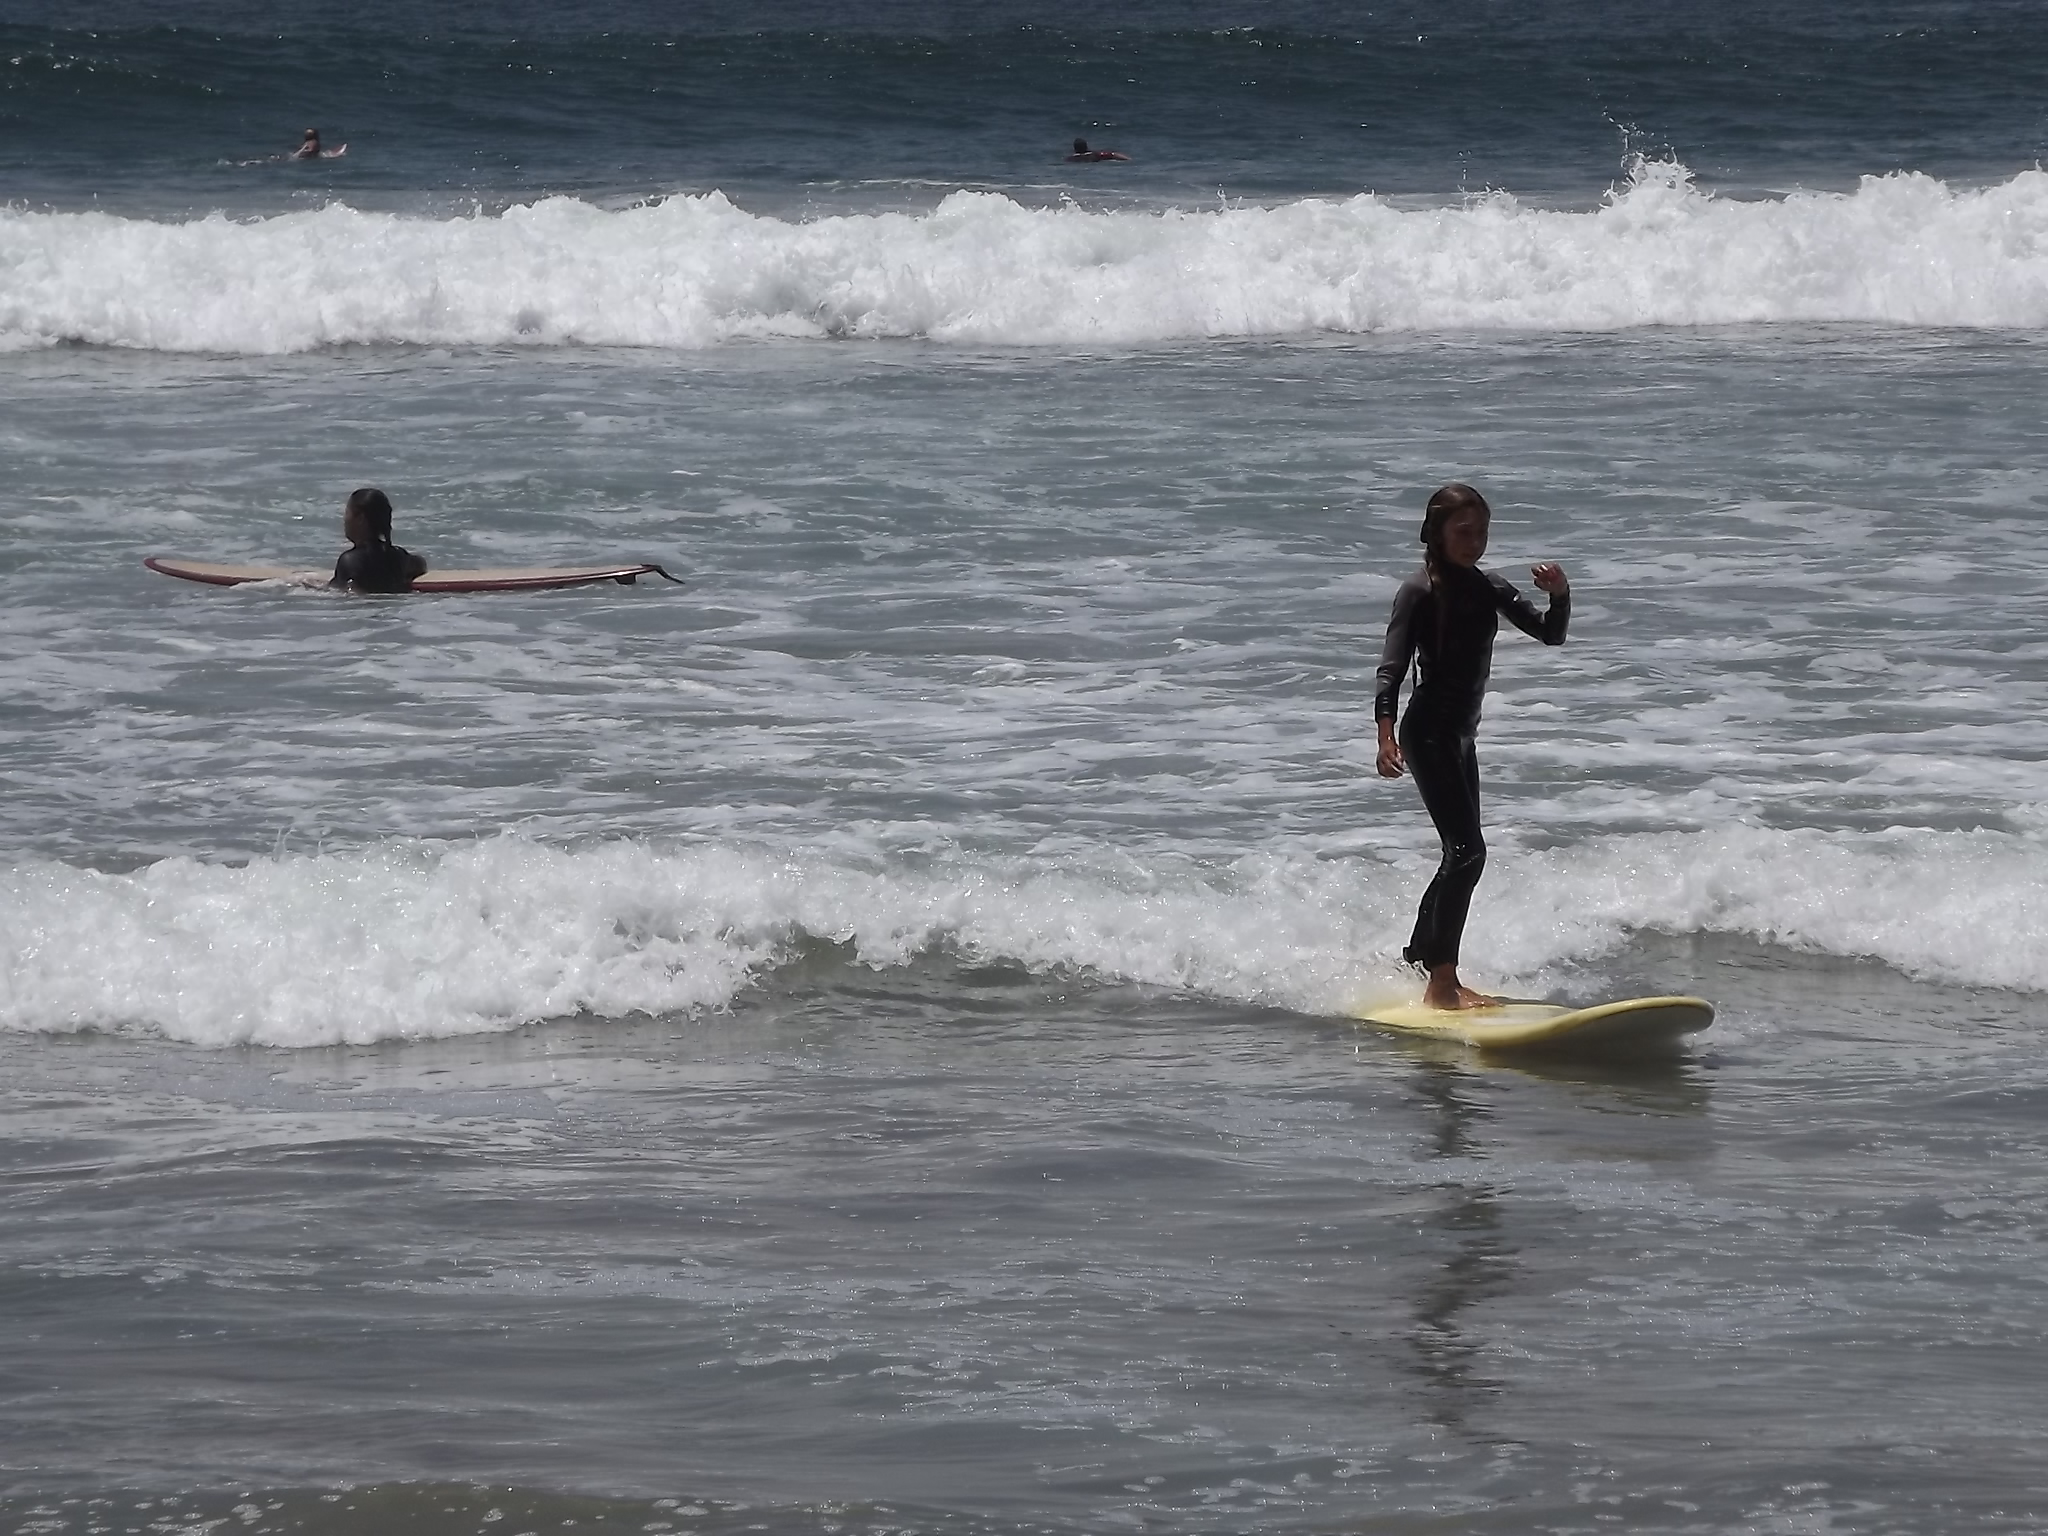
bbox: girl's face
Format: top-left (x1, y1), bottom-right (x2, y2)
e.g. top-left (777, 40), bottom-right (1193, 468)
top-left (1440, 505), bottom-right (1490, 567)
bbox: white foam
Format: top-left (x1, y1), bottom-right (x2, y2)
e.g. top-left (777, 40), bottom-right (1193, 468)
top-left (1482, 824), bottom-right (2048, 996)
top-left (3, 824), bottom-right (2043, 1047)
top-left (5, 161), bottom-right (2048, 352)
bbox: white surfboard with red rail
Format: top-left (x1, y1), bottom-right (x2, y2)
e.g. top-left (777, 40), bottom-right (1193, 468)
top-left (146, 557), bottom-right (680, 593)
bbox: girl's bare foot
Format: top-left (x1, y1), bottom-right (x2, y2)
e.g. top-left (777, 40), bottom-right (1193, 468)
top-left (1423, 964), bottom-right (1496, 1010)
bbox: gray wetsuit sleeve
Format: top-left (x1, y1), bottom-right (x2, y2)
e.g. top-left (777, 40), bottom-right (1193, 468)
top-left (1374, 573), bottom-right (1428, 721)
top-left (1488, 571), bottom-right (1569, 646)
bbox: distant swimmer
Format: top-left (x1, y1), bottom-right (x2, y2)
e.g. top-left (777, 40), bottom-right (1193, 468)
top-left (1374, 483), bottom-right (1570, 1011)
top-left (290, 127), bottom-right (348, 161)
top-left (1066, 137), bottom-right (1129, 163)
top-left (331, 487), bottom-right (428, 593)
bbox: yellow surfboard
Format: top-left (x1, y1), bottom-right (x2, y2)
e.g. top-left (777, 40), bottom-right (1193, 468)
top-left (1351, 995), bottom-right (1714, 1057)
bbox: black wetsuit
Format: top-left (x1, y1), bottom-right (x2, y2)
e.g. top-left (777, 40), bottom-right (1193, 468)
top-left (331, 542), bottom-right (426, 593)
top-left (1375, 564), bottom-right (1569, 970)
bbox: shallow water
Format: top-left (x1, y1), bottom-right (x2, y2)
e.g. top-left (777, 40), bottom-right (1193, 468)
top-left (6, 938), bottom-right (2048, 1534)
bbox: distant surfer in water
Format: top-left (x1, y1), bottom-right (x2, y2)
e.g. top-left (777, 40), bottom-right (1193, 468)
top-left (331, 487), bottom-right (428, 593)
top-left (1066, 138), bottom-right (1129, 163)
top-left (1375, 483), bottom-right (1569, 1009)
top-left (290, 128), bottom-right (346, 160)
top-left (233, 129), bottom-right (346, 167)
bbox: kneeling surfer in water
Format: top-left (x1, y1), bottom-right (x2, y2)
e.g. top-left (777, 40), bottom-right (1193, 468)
top-left (331, 487), bottom-right (428, 593)
top-left (1375, 483), bottom-right (1569, 1010)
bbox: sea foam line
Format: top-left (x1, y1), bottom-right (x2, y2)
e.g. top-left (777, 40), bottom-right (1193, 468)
top-left (4, 161), bottom-right (2048, 353)
top-left (2, 824), bottom-right (2043, 1046)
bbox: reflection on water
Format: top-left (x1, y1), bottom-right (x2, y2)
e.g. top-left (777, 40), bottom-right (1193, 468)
top-left (1392, 1037), bottom-right (1717, 1440)
top-left (1404, 1061), bottom-right (1514, 1433)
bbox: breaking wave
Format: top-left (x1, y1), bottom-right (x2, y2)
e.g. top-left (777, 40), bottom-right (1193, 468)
top-left (4, 822), bottom-right (2044, 1046)
top-left (6, 161), bottom-right (2048, 353)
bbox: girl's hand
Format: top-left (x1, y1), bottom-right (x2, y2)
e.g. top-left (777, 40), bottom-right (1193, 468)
top-left (1376, 723), bottom-right (1405, 778)
top-left (1531, 561), bottom-right (1569, 594)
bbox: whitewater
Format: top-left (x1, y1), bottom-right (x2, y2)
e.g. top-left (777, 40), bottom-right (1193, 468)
top-left (6, 823), bottom-right (2048, 1046)
top-left (8, 161), bottom-right (2048, 352)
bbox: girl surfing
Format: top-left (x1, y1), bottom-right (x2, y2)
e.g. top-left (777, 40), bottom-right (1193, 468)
top-left (1375, 483), bottom-right (1570, 1010)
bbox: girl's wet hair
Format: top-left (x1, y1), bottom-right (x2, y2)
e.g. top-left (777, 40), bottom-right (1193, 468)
top-left (1419, 483), bottom-right (1490, 659)
top-left (1420, 482), bottom-right (1489, 586)
top-left (347, 486), bottom-right (394, 543)
top-left (1421, 482), bottom-right (1488, 547)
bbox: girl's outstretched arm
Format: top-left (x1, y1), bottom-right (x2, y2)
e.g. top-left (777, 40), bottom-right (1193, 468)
top-left (1492, 565), bottom-right (1570, 645)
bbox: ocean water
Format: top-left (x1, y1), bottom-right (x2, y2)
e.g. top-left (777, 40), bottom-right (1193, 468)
top-left (5, 3), bottom-right (2048, 1532)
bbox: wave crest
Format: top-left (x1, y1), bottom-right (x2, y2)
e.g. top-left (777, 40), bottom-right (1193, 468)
top-left (3, 824), bottom-right (2044, 1046)
top-left (6, 162), bottom-right (2048, 352)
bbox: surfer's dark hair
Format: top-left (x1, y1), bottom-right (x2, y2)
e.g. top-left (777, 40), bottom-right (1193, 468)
top-left (1420, 482), bottom-right (1489, 589)
top-left (347, 486), bottom-right (394, 544)
top-left (1073, 138), bottom-right (1088, 153)
top-left (1419, 482), bottom-right (1490, 657)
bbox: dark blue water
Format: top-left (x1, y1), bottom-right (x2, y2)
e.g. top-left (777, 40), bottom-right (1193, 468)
top-left (6, 1), bottom-right (2046, 217)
